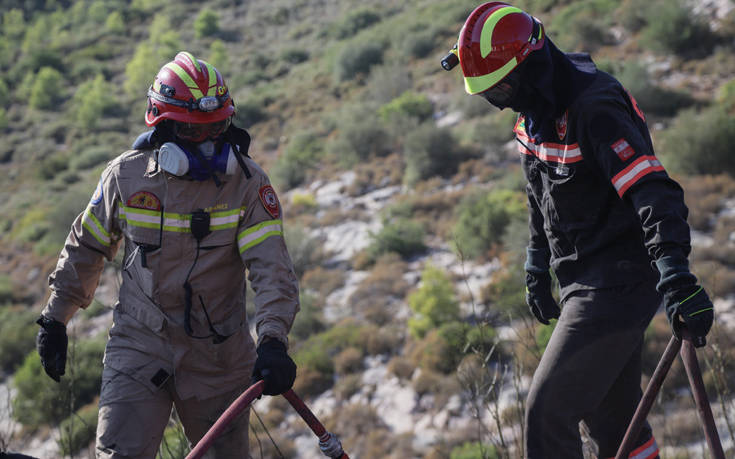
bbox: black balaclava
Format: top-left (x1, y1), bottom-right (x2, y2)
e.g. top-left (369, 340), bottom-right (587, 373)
top-left (510, 38), bottom-right (597, 142)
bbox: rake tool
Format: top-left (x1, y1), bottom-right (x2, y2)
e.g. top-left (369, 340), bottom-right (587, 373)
top-left (615, 329), bottom-right (725, 459)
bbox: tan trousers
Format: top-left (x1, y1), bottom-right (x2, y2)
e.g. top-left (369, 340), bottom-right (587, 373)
top-left (95, 367), bottom-right (251, 459)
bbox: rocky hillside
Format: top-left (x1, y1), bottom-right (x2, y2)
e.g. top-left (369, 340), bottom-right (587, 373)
top-left (1, 0), bottom-right (735, 458)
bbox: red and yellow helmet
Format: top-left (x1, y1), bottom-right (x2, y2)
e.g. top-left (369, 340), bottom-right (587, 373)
top-left (145, 51), bottom-right (235, 126)
top-left (455, 2), bottom-right (545, 95)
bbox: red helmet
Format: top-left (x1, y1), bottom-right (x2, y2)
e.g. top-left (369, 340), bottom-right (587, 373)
top-left (456, 2), bottom-right (545, 94)
top-left (145, 51), bottom-right (235, 126)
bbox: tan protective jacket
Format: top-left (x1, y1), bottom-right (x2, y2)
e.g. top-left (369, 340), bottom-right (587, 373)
top-left (42, 147), bottom-right (299, 400)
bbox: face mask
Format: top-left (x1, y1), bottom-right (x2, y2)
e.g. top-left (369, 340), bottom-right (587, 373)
top-left (157, 141), bottom-right (238, 180)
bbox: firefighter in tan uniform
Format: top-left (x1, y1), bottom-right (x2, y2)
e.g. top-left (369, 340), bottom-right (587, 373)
top-left (35, 52), bottom-right (299, 458)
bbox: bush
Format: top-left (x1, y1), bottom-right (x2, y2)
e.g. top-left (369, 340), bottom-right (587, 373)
top-left (0, 305), bottom-right (38, 374)
top-left (617, 61), bottom-right (693, 116)
top-left (549, 0), bottom-right (617, 52)
top-left (289, 292), bottom-right (326, 342)
top-left (233, 97), bottom-right (268, 128)
top-left (403, 123), bottom-right (463, 186)
top-left (366, 217), bottom-right (426, 263)
top-left (335, 41), bottom-right (383, 82)
top-left (640, 0), bottom-right (714, 56)
top-left (105, 11), bottom-right (125, 34)
top-left (283, 223), bottom-right (323, 278)
top-left (58, 402), bottom-right (98, 456)
top-left (280, 47), bottom-right (309, 64)
top-left (366, 64), bottom-right (413, 104)
top-left (329, 105), bottom-right (389, 164)
top-left (157, 421), bottom-right (190, 459)
top-left (330, 8), bottom-right (381, 39)
top-left (402, 28), bottom-right (436, 59)
top-left (12, 336), bottom-right (105, 428)
top-left (195, 8), bottom-right (219, 38)
top-left (379, 91), bottom-right (433, 123)
top-left (659, 106), bottom-right (735, 176)
top-left (271, 131), bottom-right (323, 190)
top-left (452, 188), bottom-right (527, 259)
top-left (72, 74), bottom-right (121, 128)
top-left (334, 347), bottom-right (364, 375)
top-left (70, 145), bottom-right (112, 170)
top-left (29, 67), bottom-right (64, 110)
top-left (408, 265), bottom-right (460, 338)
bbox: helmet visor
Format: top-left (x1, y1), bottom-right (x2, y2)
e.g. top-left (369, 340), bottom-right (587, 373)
top-left (173, 117), bottom-right (231, 142)
top-left (478, 66), bottom-right (522, 109)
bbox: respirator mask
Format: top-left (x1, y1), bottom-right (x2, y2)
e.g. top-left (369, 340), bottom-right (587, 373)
top-left (157, 140), bottom-right (240, 181)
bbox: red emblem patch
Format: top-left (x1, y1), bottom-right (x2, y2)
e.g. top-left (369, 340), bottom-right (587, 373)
top-left (126, 191), bottom-right (161, 210)
top-left (555, 111), bottom-right (568, 140)
top-left (611, 138), bottom-right (636, 162)
top-left (258, 185), bottom-right (280, 218)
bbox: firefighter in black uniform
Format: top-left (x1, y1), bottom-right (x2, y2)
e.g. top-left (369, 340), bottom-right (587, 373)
top-left (442, 3), bottom-right (714, 459)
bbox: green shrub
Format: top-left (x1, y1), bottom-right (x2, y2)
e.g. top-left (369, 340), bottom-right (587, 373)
top-left (617, 61), bottom-right (693, 116)
top-left (452, 189), bottom-right (527, 259)
top-left (640, 0), bottom-right (714, 56)
top-left (331, 8), bottom-right (381, 39)
top-left (717, 79), bottom-right (735, 112)
top-left (105, 11), bottom-right (125, 34)
top-left (0, 78), bottom-right (9, 107)
top-left (70, 146), bottom-right (112, 170)
top-left (379, 91), bottom-right (433, 123)
top-left (272, 131), bottom-right (323, 190)
top-left (0, 305), bottom-right (37, 373)
top-left (549, 0), bottom-right (617, 52)
top-left (13, 336), bottom-right (105, 428)
top-left (289, 292), bottom-right (326, 342)
top-left (335, 42), bottom-right (383, 82)
top-left (194, 8), bottom-right (219, 39)
top-left (403, 123), bottom-right (463, 186)
top-left (536, 319), bottom-right (557, 354)
top-left (329, 105), bottom-right (389, 164)
top-left (284, 222), bottom-right (323, 278)
top-left (659, 106), bottom-right (735, 176)
top-left (208, 39), bottom-right (229, 75)
top-left (58, 402), bottom-right (98, 456)
top-left (366, 217), bottom-right (426, 262)
top-left (157, 421), bottom-right (190, 459)
top-left (3, 9), bottom-right (25, 41)
top-left (72, 74), bottom-right (120, 128)
top-left (334, 347), bottom-right (364, 375)
top-left (408, 265), bottom-right (460, 338)
top-left (0, 275), bottom-right (13, 304)
top-left (280, 48), bottom-right (309, 64)
top-left (30, 67), bottom-right (64, 110)
top-left (402, 28), bottom-right (436, 59)
top-left (233, 97), bottom-right (267, 128)
top-left (366, 64), bottom-right (412, 104)
top-left (450, 442), bottom-right (499, 459)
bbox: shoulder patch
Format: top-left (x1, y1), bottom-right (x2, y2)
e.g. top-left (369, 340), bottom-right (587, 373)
top-left (612, 138), bottom-right (635, 162)
top-left (258, 185), bottom-right (280, 219)
top-left (90, 178), bottom-right (104, 206)
top-left (555, 110), bottom-right (568, 140)
top-left (126, 191), bottom-right (161, 210)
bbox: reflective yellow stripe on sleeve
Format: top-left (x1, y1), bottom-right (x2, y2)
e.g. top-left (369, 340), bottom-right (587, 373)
top-left (81, 208), bottom-right (111, 247)
top-left (237, 219), bottom-right (283, 254)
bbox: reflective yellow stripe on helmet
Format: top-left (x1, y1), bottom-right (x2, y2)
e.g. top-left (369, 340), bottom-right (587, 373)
top-left (480, 6), bottom-right (523, 58)
top-left (179, 51), bottom-right (202, 73)
top-left (464, 57), bottom-right (517, 95)
top-left (164, 62), bottom-right (204, 99)
top-left (201, 60), bottom-right (218, 96)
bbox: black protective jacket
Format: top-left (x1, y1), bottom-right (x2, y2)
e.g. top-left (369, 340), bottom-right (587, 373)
top-left (517, 54), bottom-right (692, 302)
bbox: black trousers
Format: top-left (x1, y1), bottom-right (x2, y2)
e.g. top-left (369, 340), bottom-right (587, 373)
top-left (525, 281), bottom-right (661, 459)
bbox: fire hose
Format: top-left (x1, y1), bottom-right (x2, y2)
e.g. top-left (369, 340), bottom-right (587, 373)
top-left (186, 382), bottom-right (348, 459)
top-left (615, 329), bottom-right (725, 459)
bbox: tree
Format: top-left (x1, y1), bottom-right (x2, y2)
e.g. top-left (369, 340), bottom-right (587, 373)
top-left (195, 9), bottom-right (220, 39)
top-left (29, 67), bottom-right (64, 110)
top-left (73, 74), bottom-right (119, 128)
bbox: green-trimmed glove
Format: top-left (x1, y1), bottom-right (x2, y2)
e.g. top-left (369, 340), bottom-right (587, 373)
top-left (525, 271), bottom-right (560, 325)
top-left (664, 284), bottom-right (714, 347)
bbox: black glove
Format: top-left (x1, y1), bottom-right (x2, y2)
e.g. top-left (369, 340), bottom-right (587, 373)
top-left (251, 338), bottom-right (296, 395)
top-left (36, 315), bottom-right (68, 382)
top-left (664, 284), bottom-right (714, 347)
top-left (525, 271), bottom-right (560, 325)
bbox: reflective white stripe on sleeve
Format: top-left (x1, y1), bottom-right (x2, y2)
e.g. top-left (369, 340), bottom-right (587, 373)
top-left (238, 219), bottom-right (283, 253)
top-left (611, 155), bottom-right (664, 196)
